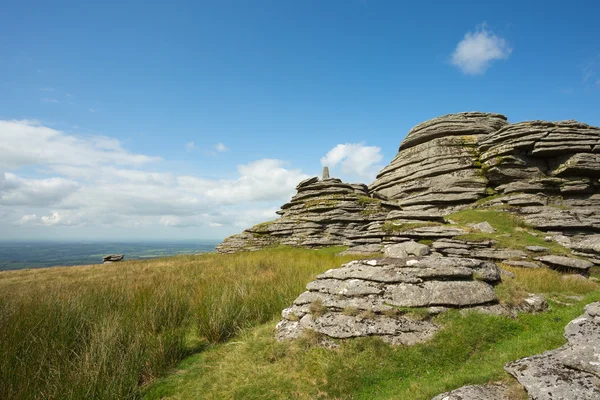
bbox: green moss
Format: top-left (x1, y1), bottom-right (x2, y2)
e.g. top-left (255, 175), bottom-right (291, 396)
top-left (383, 221), bottom-right (439, 233)
top-left (357, 195), bottom-right (381, 205)
top-left (417, 239), bottom-right (434, 246)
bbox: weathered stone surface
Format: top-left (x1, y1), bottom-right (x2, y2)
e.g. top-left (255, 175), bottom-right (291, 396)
top-left (505, 301), bottom-right (600, 400)
top-left (502, 260), bottom-right (544, 269)
top-left (432, 383), bottom-right (512, 400)
top-left (432, 239), bottom-right (527, 262)
top-left (277, 256), bottom-right (500, 344)
top-left (384, 241), bottom-right (430, 258)
top-left (535, 255), bottom-right (593, 272)
top-left (338, 244), bottom-right (383, 256)
top-left (525, 245), bottom-right (549, 252)
top-left (468, 221), bottom-right (495, 233)
top-left (370, 112), bottom-right (508, 211)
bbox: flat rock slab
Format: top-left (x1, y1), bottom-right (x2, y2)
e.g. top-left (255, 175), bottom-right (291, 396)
top-left (432, 383), bottom-right (511, 400)
top-left (535, 255), bottom-right (593, 271)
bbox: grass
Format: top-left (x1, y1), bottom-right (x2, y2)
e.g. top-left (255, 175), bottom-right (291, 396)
top-left (448, 209), bottom-right (572, 256)
top-left (143, 266), bottom-right (600, 400)
top-left (3, 241), bottom-right (600, 400)
top-left (144, 294), bottom-right (600, 400)
top-left (0, 247), bottom-right (361, 400)
top-left (382, 221), bottom-right (439, 233)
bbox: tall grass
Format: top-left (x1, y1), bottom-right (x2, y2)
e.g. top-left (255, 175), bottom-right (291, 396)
top-left (0, 247), bottom-right (357, 399)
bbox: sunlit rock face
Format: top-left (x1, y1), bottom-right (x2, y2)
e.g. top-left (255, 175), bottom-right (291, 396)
top-left (479, 119), bottom-right (600, 233)
top-left (369, 112), bottom-right (508, 213)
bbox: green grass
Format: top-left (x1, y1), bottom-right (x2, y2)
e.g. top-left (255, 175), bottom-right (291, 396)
top-left (382, 221), bottom-right (439, 233)
top-left (0, 247), bottom-right (362, 400)
top-left (144, 293), bottom-right (600, 400)
top-left (4, 241), bottom-right (599, 400)
top-left (448, 209), bottom-right (572, 256)
top-left (143, 264), bottom-right (600, 400)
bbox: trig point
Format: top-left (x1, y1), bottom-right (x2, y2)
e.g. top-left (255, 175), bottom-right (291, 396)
top-left (322, 166), bottom-right (330, 180)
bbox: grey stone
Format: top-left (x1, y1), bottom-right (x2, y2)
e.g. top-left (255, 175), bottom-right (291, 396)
top-left (277, 256), bottom-right (500, 344)
top-left (525, 245), bottom-right (549, 252)
top-left (102, 254), bottom-right (124, 262)
top-left (384, 241), bottom-right (430, 258)
top-left (502, 260), bottom-right (544, 269)
top-left (322, 166), bottom-right (330, 180)
top-left (468, 221), bottom-right (496, 233)
top-left (535, 255), bottom-right (593, 271)
top-left (431, 383), bottom-right (512, 400)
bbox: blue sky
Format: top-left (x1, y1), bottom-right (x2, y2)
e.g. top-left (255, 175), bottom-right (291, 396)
top-left (1, 0), bottom-right (599, 240)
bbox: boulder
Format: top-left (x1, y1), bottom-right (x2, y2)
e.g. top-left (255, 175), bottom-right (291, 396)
top-left (534, 255), bottom-right (593, 273)
top-left (384, 240), bottom-right (430, 258)
top-left (102, 254), bottom-right (124, 263)
top-left (276, 256), bottom-right (500, 344)
top-left (432, 383), bottom-right (512, 400)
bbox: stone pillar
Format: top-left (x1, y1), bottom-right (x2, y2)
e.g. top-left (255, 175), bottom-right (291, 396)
top-left (322, 166), bottom-right (330, 180)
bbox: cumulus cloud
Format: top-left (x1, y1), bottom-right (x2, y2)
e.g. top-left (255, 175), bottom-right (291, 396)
top-left (0, 120), bottom-right (307, 235)
top-left (320, 143), bottom-right (383, 181)
top-left (0, 173), bottom-right (79, 206)
top-left (451, 24), bottom-right (512, 75)
top-left (0, 120), bottom-right (160, 170)
top-left (215, 142), bottom-right (229, 152)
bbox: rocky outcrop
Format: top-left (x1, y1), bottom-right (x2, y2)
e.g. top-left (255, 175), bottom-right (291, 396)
top-left (370, 112), bottom-right (508, 213)
top-left (217, 177), bottom-right (393, 253)
top-left (479, 120), bottom-right (600, 233)
top-left (504, 301), bottom-right (600, 399)
top-left (217, 112), bottom-right (600, 269)
top-left (276, 255), bottom-right (501, 345)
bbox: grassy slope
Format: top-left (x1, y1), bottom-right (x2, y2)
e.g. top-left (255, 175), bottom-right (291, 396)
top-left (0, 247), bottom-right (359, 400)
top-left (143, 271), bottom-right (600, 400)
top-left (3, 208), bottom-right (600, 400)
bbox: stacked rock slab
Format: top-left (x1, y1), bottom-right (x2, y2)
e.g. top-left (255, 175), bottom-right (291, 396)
top-left (369, 112), bottom-right (508, 214)
top-left (276, 256), bottom-right (501, 345)
top-left (216, 177), bottom-right (392, 253)
top-left (479, 120), bottom-right (600, 233)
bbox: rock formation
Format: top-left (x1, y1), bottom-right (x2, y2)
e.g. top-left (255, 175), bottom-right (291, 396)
top-left (276, 253), bottom-right (505, 344)
top-left (217, 112), bottom-right (600, 262)
top-left (216, 177), bottom-right (394, 253)
top-left (370, 112), bottom-right (508, 212)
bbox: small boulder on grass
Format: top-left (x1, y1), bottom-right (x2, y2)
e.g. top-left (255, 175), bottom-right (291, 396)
top-left (384, 240), bottom-right (430, 258)
top-left (467, 221), bottom-right (496, 233)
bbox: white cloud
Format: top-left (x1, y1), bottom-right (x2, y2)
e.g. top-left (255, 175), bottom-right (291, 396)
top-left (0, 173), bottom-right (79, 206)
top-left (451, 24), bottom-right (512, 75)
top-left (0, 120), bottom-right (307, 235)
top-left (89, 108), bottom-right (96, 113)
top-left (42, 98), bottom-right (59, 104)
top-left (185, 141), bottom-right (196, 152)
top-left (0, 120), bottom-right (160, 170)
top-left (215, 142), bottom-right (229, 152)
top-left (320, 143), bottom-right (383, 181)
top-left (16, 214), bottom-right (38, 225)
